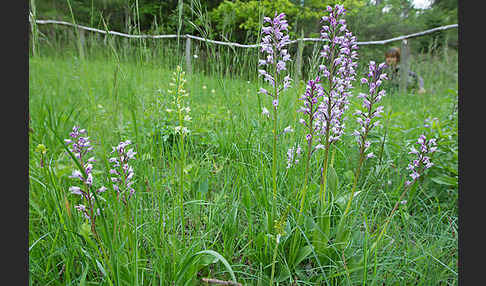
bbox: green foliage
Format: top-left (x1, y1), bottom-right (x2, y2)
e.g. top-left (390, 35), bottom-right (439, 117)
top-left (347, 0), bottom-right (421, 41)
top-left (29, 46), bottom-right (457, 284)
top-left (414, 4), bottom-right (458, 52)
top-left (424, 89), bottom-right (458, 212)
top-left (29, 1), bottom-right (457, 284)
top-left (33, 0), bottom-right (457, 59)
top-left (208, 0), bottom-right (365, 43)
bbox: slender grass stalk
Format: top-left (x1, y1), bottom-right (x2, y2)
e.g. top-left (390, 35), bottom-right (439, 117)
top-left (269, 234), bottom-right (280, 285)
top-left (179, 123), bottom-right (186, 242)
top-left (298, 140), bottom-right (312, 216)
top-left (319, 140), bottom-right (331, 205)
top-left (369, 182), bottom-right (410, 254)
top-left (167, 66), bottom-right (190, 243)
top-left (342, 142), bottom-right (366, 219)
top-left (65, 0), bottom-right (85, 60)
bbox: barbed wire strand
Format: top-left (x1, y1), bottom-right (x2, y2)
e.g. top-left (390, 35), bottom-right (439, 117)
top-left (31, 17), bottom-right (457, 47)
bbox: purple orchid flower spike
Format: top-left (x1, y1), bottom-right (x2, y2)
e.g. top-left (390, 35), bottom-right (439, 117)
top-left (109, 139), bottom-right (137, 205)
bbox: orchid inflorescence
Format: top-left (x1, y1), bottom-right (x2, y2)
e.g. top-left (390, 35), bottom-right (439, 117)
top-left (65, 125), bottom-right (138, 236)
top-left (258, 12), bottom-right (292, 114)
top-left (352, 61), bottom-right (388, 159)
top-left (65, 126), bottom-right (106, 228)
top-left (286, 144), bottom-right (302, 169)
top-left (405, 134), bottom-right (437, 186)
top-left (258, 11), bottom-right (294, 207)
top-left (315, 4), bottom-right (359, 147)
top-left (166, 65), bottom-right (191, 135)
top-left (292, 76), bottom-right (325, 168)
top-left (109, 140), bottom-right (137, 205)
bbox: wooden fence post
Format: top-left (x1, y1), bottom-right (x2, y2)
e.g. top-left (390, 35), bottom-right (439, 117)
top-left (30, 0), bottom-right (38, 57)
top-left (399, 39), bottom-right (410, 93)
top-left (78, 28), bottom-right (85, 59)
top-left (295, 28), bottom-right (304, 82)
top-left (30, 18), bottom-right (37, 57)
top-left (185, 36), bottom-right (192, 75)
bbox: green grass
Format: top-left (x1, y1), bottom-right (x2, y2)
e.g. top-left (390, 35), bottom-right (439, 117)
top-left (29, 37), bottom-right (457, 286)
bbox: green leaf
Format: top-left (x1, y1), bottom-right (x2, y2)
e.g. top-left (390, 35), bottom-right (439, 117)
top-left (431, 175), bottom-right (457, 187)
top-left (335, 227), bottom-right (350, 249)
top-left (196, 178), bottom-right (209, 195)
top-left (176, 250), bottom-right (237, 284)
top-left (312, 224), bottom-right (329, 254)
top-left (304, 215), bottom-right (316, 231)
top-left (335, 191), bottom-right (362, 210)
top-left (276, 266), bottom-right (291, 282)
top-left (199, 253), bottom-right (219, 266)
top-left (79, 263), bottom-right (89, 286)
top-left (319, 214), bottom-right (331, 238)
top-left (327, 166), bottom-right (339, 197)
top-left (95, 259), bottom-right (107, 277)
top-left (344, 170), bottom-right (354, 183)
top-left (294, 245), bottom-right (313, 266)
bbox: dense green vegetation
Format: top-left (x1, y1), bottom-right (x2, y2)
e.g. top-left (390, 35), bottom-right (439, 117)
top-left (31, 0), bottom-right (457, 51)
top-left (29, 1), bottom-right (458, 285)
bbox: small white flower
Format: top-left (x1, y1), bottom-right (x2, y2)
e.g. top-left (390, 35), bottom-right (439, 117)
top-left (315, 144), bottom-right (325, 150)
top-left (262, 107), bottom-right (270, 117)
top-left (126, 149), bottom-right (137, 159)
top-left (283, 126), bottom-right (293, 134)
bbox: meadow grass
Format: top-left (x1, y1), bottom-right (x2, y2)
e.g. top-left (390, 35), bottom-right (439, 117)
top-left (29, 35), bottom-right (457, 285)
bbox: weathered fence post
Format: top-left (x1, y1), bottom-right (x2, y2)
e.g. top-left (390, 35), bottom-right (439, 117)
top-left (30, 16), bottom-right (37, 57)
top-left (295, 28), bottom-right (304, 82)
top-left (399, 39), bottom-right (410, 93)
top-left (30, 0), bottom-right (38, 57)
top-left (78, 28), bottom-right (85, 59)
top-left (185, 36), bottom-right (192, 75)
